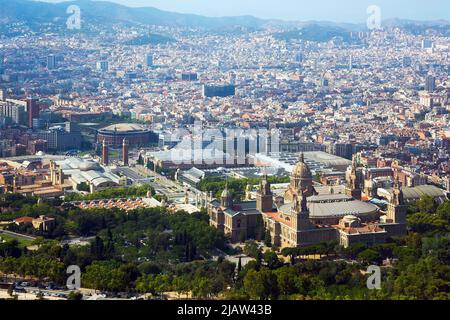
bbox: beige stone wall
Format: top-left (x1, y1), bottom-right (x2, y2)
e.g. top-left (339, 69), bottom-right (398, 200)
top-left (296, 228), bottom-right (338, 247)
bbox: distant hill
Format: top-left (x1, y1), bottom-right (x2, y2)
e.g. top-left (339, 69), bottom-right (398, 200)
top-left (274, 25), bottom-right (358, 43)
top-left (0, 0), bottom-right (268, 30)
top-left (0, 0), bottom-right (448, 36)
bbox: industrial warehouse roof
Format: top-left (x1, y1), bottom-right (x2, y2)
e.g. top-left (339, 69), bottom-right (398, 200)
top-left (402, 185), bottom-right (446, 199)
top-left (183, 167), bottom-right (205, 179)
top-left (303, 151), bottom-right (352, 167)
top-left (56, 158), bottom-right (102, 172)
top-left (147, 148), bottom-right (231, 162)
top-left (377, 185), bottom-right (447, 203)
top-left (56, 157), bottom-right (123, 187)
top-left (253, 151), bottom-right (351, 174)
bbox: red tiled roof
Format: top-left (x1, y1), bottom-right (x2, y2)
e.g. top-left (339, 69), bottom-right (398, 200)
top-left (14, 217), bottom-right (34, 224)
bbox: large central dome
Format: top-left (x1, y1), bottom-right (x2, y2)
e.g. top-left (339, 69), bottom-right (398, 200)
top-left (292, 153), bottom-right (312, 178)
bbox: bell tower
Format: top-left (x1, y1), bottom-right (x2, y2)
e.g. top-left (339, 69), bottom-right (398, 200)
top-left (345, 154), bottom-right (362, 200)
top-left (256, 174), bottom-right (273, 212)
top-left (387, 178), bottom-right (407, 224)
top-left (292, 191), bottom-right (314, 231)
top-left (220, 183), bottom-right (233, 208)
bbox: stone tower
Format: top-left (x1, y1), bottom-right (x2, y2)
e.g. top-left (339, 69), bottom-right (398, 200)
top-left (245, 184), bottom-right (252, 201)
top-left (345, 154), bottom-right (362, 200)
top-left (221, 184), bottom-right (233, 208)
top-left (102, 139), bottom-right (109, 166)
top-left (387, 178), bottom-right (407, 224)
top-left (184, 189), bottom-right (189, 205)
top-left (122, 138), bottom-right (129, 166)
top-left (256, 174), bottom-right (273, 212)
top-left (292, 190), bottom-right (314, 231)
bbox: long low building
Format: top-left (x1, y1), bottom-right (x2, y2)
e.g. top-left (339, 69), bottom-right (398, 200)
top-left (377, 184), bottom-right (447, 204)
top-left (68, 197), bottom-right (161, 212)
top-left (253, 151), bottom-right (352, 174)
top-left (54, 157), bottom-right (127, 192)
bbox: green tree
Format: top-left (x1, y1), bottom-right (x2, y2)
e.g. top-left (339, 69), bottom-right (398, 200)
top-left (357, 249), bottom-right (382, 265)
top-left (416, 195), bottom-right (437, 214)
top-left (83, 261), bottom-right (127, 292)
top-left (407, 213), bottom-right (447, 233)
top-left (244, 240), bottom-right (261, 259)
top-left (243, 268), bottom-right (279, 300)
top-left (393, 256), bottom-right (450, 300)
top-left (173, 276), bottom-right (190, 299)
top-left (264, 251), bottom-right (282, 269)
top-left (436, 202), bottom-right (450, 222)
top-left (192, 277), bottom-right (214, 300)
top-left (275, 266), bottom-right (297, 296)
top-left (264, 229), bottom-right (272, 247)
top-left (90, 236), bottom-right (105, 260)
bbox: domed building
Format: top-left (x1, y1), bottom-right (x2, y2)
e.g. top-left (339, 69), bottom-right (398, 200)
top-left (208, 152), bottom-right (406, 248)
top-left (284, 153), bottom-right (317, 201)
top-left (220, 184), bottom-right (234, 208)
top-left (97, 123), bottom-right (156, 147)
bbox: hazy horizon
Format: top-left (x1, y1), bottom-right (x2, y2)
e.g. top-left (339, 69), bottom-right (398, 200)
top-left (34, 0), bottom-right (450, 23)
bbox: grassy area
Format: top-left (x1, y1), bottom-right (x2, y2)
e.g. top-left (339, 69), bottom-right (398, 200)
top-left (0, 232), bottom-right (34, 248)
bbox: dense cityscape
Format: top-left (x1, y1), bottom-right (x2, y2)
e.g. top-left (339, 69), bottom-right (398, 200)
top-left (0, 0), bottom-right (449, 303)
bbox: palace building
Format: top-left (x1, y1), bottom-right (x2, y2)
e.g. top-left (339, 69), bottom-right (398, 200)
top-left (208, 153), bottom-right (406, 248)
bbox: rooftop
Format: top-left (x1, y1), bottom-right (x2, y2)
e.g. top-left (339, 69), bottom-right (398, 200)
top-left (99, 123), bottom-right (150, 133)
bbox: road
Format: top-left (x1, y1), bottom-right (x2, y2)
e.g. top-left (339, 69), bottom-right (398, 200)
top-left (115, 166), bottom-right (155, 184)
top-left (132, 165), bottom-right (187, 200)
top-left (118, 165), bottom-right (206, 204)
top-left (0, 229), bottom-right (37, 241)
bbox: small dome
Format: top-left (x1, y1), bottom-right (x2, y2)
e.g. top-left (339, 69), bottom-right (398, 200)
top-left (342, 215), bottom-right (361, 228)
top-left (343, 215), bottom-right (359, 221)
